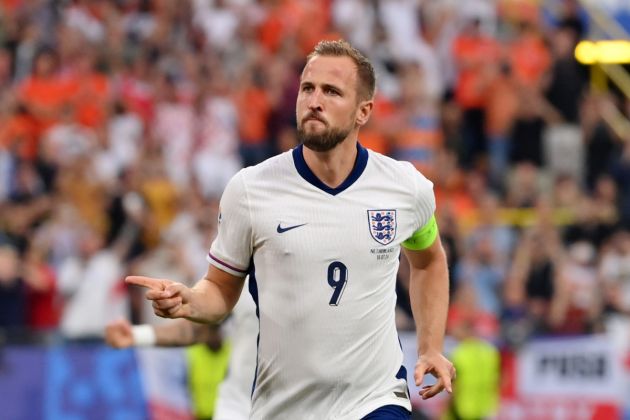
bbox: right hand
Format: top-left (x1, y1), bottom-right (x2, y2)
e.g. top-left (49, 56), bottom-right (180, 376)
top-left (105, 319), bottom-right (133, 349)
top-left (126, 276), bottom-right (194, 319)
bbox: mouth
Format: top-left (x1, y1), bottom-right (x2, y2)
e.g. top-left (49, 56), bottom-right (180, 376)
top-left (302, 114), bottom-right (326, 124)
top-left (304, 116), bottom-right (326, 125)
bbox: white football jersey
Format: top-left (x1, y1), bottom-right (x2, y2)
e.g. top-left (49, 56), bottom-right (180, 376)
top-left (207, 144), bottom-right (435, 420)
top-left (214, 281), bottom-right (258, 420)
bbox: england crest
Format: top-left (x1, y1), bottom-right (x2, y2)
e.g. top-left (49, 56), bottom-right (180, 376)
top-left (367, 209), bottom-right (397, 245)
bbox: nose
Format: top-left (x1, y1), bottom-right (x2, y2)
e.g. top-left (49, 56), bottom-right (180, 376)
top-left (307, 89), bottom-right (323, 112)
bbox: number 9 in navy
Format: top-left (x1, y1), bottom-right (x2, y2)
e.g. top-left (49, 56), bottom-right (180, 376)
top-left (327, 261), bottom-right (348, 306)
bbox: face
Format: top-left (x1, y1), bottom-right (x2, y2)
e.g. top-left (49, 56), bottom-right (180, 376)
top-left (296, 55), bottom-right (371, 152)
top-left (35, 53), bottom-right (55, 77)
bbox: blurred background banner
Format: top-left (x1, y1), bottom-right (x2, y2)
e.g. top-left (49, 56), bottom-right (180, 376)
top-left (517, 335), bottom-right (625, 400)
top-left (1, 336), bottom-right (628, 420)
top-left (0, 345), bottom-right (150, 420)
top-left (0, 345), bottom-right (190, 420)
top-left (506, 335), bottom-right (628, 419)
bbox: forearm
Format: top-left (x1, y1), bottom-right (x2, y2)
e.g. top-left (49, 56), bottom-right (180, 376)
top-left (152, 319), bottom-right (207, 346)
top-left (409, 254), bottom-right (449, 354)
top-left (185, 273), bottom-right (244, 324)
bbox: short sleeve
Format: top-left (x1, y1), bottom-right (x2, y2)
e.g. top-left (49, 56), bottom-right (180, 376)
top-left (409, 163), bottom-right (436, 230)
top-left (207, 171), bottom-right (253, 277)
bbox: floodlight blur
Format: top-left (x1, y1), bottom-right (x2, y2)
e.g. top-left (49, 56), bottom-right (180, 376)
top-left (575, 40), bottom-right (630, 64)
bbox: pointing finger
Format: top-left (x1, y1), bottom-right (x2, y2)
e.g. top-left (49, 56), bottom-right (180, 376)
top-left (126, 276), bottom-right (167, 291)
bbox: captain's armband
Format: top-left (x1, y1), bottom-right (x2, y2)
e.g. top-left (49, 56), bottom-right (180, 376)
top-left (401, 215), bottom-right (438, 251)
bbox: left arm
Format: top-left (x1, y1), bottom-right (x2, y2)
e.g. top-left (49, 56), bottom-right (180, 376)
top-left (403, 234), bottom-right (455, 399)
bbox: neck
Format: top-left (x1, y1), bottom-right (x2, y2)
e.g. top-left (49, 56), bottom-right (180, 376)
top-left (302, 137), bottom-right (358, 189)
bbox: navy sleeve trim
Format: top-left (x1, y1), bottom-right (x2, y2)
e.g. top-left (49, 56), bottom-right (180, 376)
top-left (208, 252), bottom-right (248, 274)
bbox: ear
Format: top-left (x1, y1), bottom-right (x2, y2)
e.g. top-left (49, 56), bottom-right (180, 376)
top-left (355, 100), bottom-right (374, 127)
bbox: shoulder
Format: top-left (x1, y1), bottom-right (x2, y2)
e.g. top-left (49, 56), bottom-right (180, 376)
top-left (237, 150), bottom-right (294, 184)
top-left (366, 149), bottom-right (433, 187)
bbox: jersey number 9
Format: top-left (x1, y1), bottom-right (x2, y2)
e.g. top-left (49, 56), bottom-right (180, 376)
top-left (327, 261), bottom-right (348, 306)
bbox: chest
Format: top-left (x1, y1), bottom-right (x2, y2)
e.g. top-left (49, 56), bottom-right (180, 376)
top-left (248, 185), bottom-right (417, 267)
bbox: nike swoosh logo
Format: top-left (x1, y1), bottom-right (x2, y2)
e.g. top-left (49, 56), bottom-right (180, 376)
top-left (277, 223), bottom-right (307, 233)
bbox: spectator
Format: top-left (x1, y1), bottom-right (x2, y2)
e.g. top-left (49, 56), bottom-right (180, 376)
top-left (445, 318), bottom-right (500, 420)
top-left (186, 324), bottom-right (231, 420)
top-left (22, 241), bottom-right (60, 338)
top-left (58, 225), bottom-right (128, 340)
top-left (548, 241), bottom-right (602, 335)
top-left (452, 16), bottom-right (500, 169)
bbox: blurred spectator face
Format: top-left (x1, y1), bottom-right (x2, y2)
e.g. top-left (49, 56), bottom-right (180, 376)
top-left (33, 51), bottom-right (57, 77)
top-left (568, 241), bottom-right (595, 267)
top-left (553, 174), bottom-right (581, 207)
top-left (78, 227), bottom-right (104, 259)
top-left (399, 62), bottom-right (426, 105)
top-left (595, 175), bottom-right (617, 202)
top-left (473, 235), bottom-right (495, 264)
top-left (441, 98), bottom-right (462, 127)
top-left (477, 193), bottom-right (499, 224)
top-left (157, 75), bottom-right (178, 102)
top-left (466, 171), bottom-right (487, 200)
top-left (462, 17), bottom-right (482, 37)
top-left (551, 28), bottom-right (577, 58)
top-left (74, 52), bottom-right (96, 75)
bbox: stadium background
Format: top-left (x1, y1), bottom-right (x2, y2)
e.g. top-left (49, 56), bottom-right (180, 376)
top-left (1, 0), bottom-right (630, 419)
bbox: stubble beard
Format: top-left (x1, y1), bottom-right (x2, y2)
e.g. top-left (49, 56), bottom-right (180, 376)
top-left (297, 122), bottom-right (353, 152)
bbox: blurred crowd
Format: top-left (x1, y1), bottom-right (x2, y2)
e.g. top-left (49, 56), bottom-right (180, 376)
top-left (0, 0), bottom-right (629, 355)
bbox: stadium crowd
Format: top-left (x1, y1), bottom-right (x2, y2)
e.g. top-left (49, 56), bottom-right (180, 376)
top-left (0, 0), bottom-right (629, 363)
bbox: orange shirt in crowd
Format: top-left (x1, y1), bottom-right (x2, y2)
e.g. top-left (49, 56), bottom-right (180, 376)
top-left (452, 34), bottom-right (501, 109)
top-left (0, 111), bottom-right (39, 160)
top-left (485, 72), bottom-right (519, 137)
top-left (67, 72), bottom-right (110, 128)
top-left (259, 0), bottom-right (331, 54)
top-left (359, 129), bottom-right (389, 156)
top-left (19, 75), bottom-right (74, 134)
top-left (296, 1), bottom-right (332, 55)
top-left (509, 31), bottom-right (551, 88)
top-left (258, 11), bottom-right (284, 53)
top-left (0, 0), bottom-right (22, 14)
top-left (359, 95), bottom-right (397, 155)
top-left (434, 174), bottom-right (480, 232)
top-left (235, 86), bottom-right (271, 145)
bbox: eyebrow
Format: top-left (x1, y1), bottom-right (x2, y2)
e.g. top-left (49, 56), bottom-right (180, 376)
top-left (300, 81), bottom-right (344, 94)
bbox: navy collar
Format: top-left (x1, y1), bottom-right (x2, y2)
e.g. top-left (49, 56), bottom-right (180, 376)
top-left (292, 142), bottom-right (369, 196)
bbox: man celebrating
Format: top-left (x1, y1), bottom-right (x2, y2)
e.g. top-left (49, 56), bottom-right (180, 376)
top-left (128, 40), bottom-right (454, 420)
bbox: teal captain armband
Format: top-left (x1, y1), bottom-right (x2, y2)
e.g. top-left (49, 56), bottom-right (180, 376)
top-left (401, 215), bottom-right (438, 250)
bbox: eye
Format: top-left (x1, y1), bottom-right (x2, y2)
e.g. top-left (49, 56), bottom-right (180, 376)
top-left (325, 87), bottom-right (340, 96)
top-left (301, 84), bottom-right (314, 93)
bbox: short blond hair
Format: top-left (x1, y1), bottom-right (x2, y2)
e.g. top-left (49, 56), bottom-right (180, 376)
top-left (307, 40), bottom-right (376, 101)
